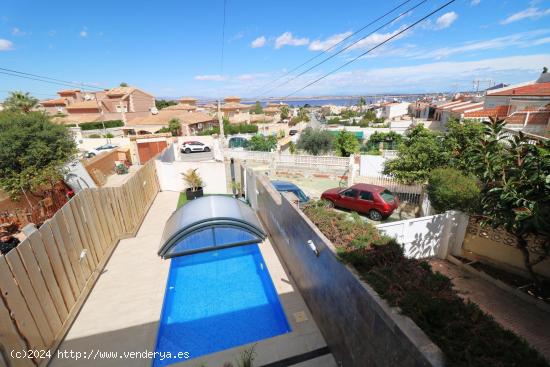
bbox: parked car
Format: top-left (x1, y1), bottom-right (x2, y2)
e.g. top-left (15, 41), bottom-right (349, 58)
top-left (180, 141), bottom-right (211, 154)
top-left (271, 180), bottom-right (309, 203)
top-left (321, 184), bottom-right (399, 220)
top-left (85, 143), bottom-right (119, 158)
top-left (289, 129), bottom-right (298, 136)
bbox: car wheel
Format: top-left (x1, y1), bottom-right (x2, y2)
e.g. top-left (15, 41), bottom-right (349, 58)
top-left (185, 148), bottom-right (191, 154)
top-left (369, 210), bottom-right (383, 221)
top-left (325, 200), bottom-right (335, 208)
top-left (204, 147), bottom-right (211, 152)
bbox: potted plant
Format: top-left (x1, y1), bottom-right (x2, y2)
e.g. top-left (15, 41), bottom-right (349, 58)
top-left (182, 168), bottom-right (204, 200)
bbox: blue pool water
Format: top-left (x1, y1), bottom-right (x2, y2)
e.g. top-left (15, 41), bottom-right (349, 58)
top-left (153, 244), bottom-right (291, 366)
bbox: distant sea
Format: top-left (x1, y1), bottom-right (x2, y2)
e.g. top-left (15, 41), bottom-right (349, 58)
top-left (240, 96), bottom-right (423, 107)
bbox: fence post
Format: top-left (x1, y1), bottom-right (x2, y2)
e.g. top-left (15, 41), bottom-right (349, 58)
top-left (269, 151), bottom-right (279, 175)
top-left (347, 154), bottom-right (356, 186)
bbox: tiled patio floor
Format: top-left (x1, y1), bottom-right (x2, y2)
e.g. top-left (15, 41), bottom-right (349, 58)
top-left (50, 191), bottom-right (336, 367)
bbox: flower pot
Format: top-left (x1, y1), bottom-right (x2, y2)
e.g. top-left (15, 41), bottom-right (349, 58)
top-left (185, 187), bottom-right (204, 200)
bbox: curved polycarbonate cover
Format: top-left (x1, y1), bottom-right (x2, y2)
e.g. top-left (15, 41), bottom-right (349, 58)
top-left (158, 195), bottom-right (266, 258)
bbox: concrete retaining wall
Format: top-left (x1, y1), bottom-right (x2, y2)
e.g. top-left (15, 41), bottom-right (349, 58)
top-left (247, 170), bottom-right (444, 367)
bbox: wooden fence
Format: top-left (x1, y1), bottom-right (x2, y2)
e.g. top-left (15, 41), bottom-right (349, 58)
top-left (0, 159), bottom-right (160, 367)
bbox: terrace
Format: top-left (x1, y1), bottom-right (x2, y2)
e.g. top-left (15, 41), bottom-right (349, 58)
top-left (1, 147), bottom-right (548, 367)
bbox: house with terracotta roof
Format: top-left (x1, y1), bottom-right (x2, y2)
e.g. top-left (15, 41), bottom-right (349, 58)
top-left (484, 72), bottom-right (550, 113)
top-left (123, 110), bottom-right (218, 136)
top-left (220, 96), bottom-right (251, 123)
top-left (503, 105), bottom-right (550, 137)
top-left (433, 99), bottom-right (483, 124)
top-left (40, 86), bottom-right (156, 125)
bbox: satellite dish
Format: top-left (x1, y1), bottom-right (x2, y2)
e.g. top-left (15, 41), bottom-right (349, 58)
top-left (151, 107), bottom-right (159, 115)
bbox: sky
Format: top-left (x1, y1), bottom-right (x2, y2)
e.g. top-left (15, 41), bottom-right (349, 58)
top-left (1, 0), bottom-right (550, 100)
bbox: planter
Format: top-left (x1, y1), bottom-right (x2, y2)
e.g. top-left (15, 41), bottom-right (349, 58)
top-left (185, 187), bottom-right (204, 200)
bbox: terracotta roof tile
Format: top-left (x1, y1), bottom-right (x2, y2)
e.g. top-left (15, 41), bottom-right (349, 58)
top-left (464, 105), bottom-right (510, 118)
top-left (41, 98), bottom-right (67, 106)
top-left (66, 100), bottom-right (100, 110)
top-left (488, 82), bottom-right (550, 96)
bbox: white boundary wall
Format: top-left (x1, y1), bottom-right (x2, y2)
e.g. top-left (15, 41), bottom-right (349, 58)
top-left (155, 159), bottom-right (228, 194)
top-left (376, 210), bottom-right (469, 259)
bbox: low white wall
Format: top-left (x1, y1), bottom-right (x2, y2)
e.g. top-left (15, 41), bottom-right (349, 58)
top-left (77, 137), bottom-right (131, 151)
top-left (376, 210), bottom-right (468, 259)
top-left (155, 159), bottom-right (228, 194)
top-left (359, 155), bottom-right (385, 176)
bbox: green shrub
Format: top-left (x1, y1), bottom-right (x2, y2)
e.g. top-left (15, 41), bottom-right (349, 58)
top-left (303, 200), bottom-right (392, 250)
top-left (88, 134), bottom-right (101, 138)
top-left (427, 167), bottom-right (481, 213)
top-left (304, 202), bottom-right (549, 367)
top-left (104, 133), bottom-right (114, 138)
top-left (79, 120), bottom-right (124, 130)
top-left (248, 134), bottom-right (276, 151)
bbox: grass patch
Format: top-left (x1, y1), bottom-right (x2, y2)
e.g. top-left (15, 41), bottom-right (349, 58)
top-left (303, 200), bottom-right (549, 367)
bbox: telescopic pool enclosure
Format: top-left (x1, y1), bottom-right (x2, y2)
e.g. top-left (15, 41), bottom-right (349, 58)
top-left (158, 195), bottom-right (267, 258)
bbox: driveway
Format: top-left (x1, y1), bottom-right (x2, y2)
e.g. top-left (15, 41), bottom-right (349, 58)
top-left (177, 151), bottom-right (214, 162)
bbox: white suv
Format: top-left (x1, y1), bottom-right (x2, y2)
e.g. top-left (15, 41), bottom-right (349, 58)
top-left (180, 141), bottom-right (211, 154)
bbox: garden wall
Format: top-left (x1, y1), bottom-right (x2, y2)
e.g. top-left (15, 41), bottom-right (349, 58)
top-left (246, 170), bottom-right (444, 367)
top-left (154, 159), bottom-right (228, 194)
top-left (458, 218), bottom-right (550, 279)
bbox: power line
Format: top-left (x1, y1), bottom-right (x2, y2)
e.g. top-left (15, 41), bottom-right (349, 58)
top-left (258, 0), bottom-right (428, 99)
top-left (0, 67), bottom-right (106, 91)
top-left (283, 0), bottom-right (456, 98)
top-left (253, 0), bottom-right (415, 95)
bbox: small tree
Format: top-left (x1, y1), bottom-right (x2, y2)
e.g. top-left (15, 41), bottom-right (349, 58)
top-left (248, 134), bottom-right (277, 151)
top-left (0, 111), bottom-right (77, 199)
top-left (252, 101), bottom-right (263, 115)
top-left (383, 125), bottom-right (449, 184)
top-left (4, 91), bottom-right (39, 113)
top-left (168, 118), bottom-right (181, 136)
top-left (357, 96), bottom-right (366, 111)
top-left (298, 107), bottom-right (310, 122)
top-left (280, 105), bottom-right (290, 120)
top-left (443, 118), bottom-right (485, 176)
top-left (427, 168), bottom-right (481, 213)
top-left (119, 82), bottom-right (128, 87)
top-left (296, 127), bottom-right (333, 155)
top-left (155, 99), bottom-right (177, 110)
top-left (476, 118), bottom-right (550, 288)
top-left (543, 66), bottom-right (548, 74)
top-left (334, 129), bottom-right (359, 157)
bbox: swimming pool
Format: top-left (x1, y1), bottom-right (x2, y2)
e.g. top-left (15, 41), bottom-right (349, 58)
top-left (153, 244), bottom-right (291, 366)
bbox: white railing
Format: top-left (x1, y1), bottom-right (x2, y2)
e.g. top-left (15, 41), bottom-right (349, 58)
top-left (225, 150), bottom-right (350, 169)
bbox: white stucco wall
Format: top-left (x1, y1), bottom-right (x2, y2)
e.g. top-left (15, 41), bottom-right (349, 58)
top-left (155, 160), bottom-right (228, 194)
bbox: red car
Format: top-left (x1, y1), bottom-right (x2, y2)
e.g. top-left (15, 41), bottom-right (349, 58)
top-left (320, 184), bottom-right (399, 221)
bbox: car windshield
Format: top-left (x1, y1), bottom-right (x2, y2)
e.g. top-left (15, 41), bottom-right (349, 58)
top-left (380, 190), bottom-right (396, 203)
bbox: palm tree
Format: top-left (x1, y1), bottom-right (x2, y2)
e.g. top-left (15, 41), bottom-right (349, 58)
top-left (4, 91), bottom-right (39, 113)
top-left (357, 96), bottom-right (366, 112)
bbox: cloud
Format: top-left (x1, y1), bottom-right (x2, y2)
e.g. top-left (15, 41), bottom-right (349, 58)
top-left (235, 73), bottom-right (269, 81)
top-left (194, 74), bottom-right (227, 81)
top-left (230, 31), bottom-right (244, 42)
top-left (434, 12), bottom-right (458, 29)
top-left (11, 27), bottom-right (26, 36)
top-left (470, 0), bottom-right (481, 5)
top-left (251, 36), bottom-right (266, 48)
top-left (306, 54), bottom-right (550, 94)
top-left (275, 32), bottom-right (309, 49)
top-left (0, 39), bottom-right (13, 51)
top-left (79, 27), bottom-right (88, 37)
top-left (348, 26), bottom-right (408, 51)
top-left (415, 29), bottom-right (550, 59)
top-left (309, 32), bottom-right (352, 51)
top-left (501, 7), bottom-right (550, 24)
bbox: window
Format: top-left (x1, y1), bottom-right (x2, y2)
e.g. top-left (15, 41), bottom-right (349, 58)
top-left (380, 190), bottom-right (396, 203)
top-left (359, 191), bottom-right (374, 201)
top-left (342, 189), bottom-right (357, 198)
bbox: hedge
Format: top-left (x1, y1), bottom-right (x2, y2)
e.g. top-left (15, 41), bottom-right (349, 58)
top-left (79, 120), bottom-right (124, 130)
top-left (427, 167), bottom-right (481, 213)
